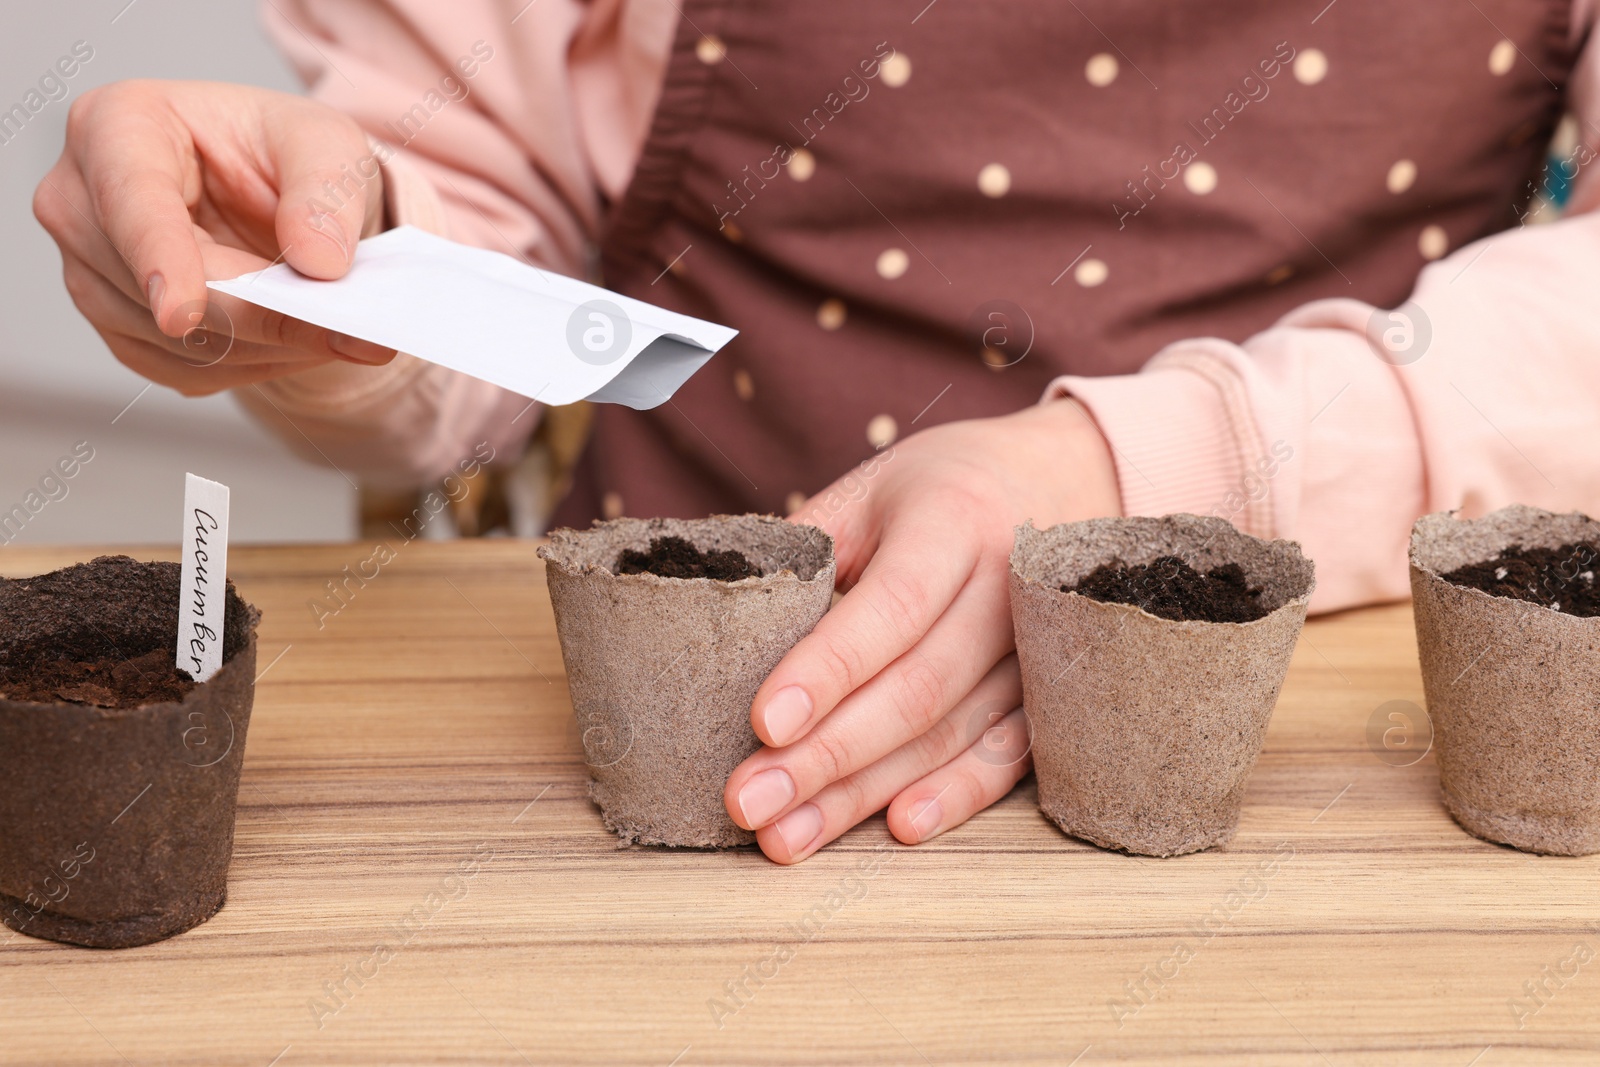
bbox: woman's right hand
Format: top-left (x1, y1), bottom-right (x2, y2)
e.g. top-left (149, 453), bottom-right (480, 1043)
top-left (33, 79), bottom-right (396, 396)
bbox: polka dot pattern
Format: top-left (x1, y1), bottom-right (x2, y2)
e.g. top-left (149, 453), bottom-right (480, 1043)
top-left (816, 298), bottom-right (847, 330)
top-left (880, 52), bottom-right (911, 88)
top-left (1293, 49), bottom-right (1328, 85)
top-left (1489, 39), bottom-right (1516, 76)
top-left (695, 36), bottom-right (726, 65)
top-left (1085, 53), bottom-right (1118, 87)
top-left (1075, 258), bottom-right (1109, 287)
top-left (866, 414), bottom-right (898, 449)
top-left (1183, 161), bottom-right (1218, 195)
top-left (602, 492), bottom-right (625, 520)
top-left (785, 491), bottom-right (807, 515)
top-left (571, 18), bottom-right (1573, 555)
top-left (787, 148), bottom-right (816, 182)
top-left (1552, 114), bottom-right (1580, 157)
top-left (978, 162), bottom-right (1011, 198)
top-left (1386, 159), bottom-right (1417, 194)
top-left (1418, 225), bottom-right (1449, 260)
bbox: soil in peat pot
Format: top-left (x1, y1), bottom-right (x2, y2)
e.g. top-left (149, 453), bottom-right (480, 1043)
top-left (1440, 541), bottom-right (1600, 617)
top-left (0, 647), bottom-right (194, 708)
top-left (617, 535), bottom-right (762, 581)
top-left (1064, 555), bottom-right (1270, 624)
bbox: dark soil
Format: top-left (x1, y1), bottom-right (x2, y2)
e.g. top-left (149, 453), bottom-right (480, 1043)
top-left (0, 555), bottom-right (249, 709)
top-left (0, 647), bottom-right (194, 708)
top-left (1440, 541), bottom-right (1600, 617)
top-left (617, 535), bottom-right (761, 581)
top-left (1064, 555), bottom-right (1269, 623)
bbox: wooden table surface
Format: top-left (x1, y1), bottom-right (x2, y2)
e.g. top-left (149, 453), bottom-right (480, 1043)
top-left (2, 541), bottom-right (1596, 1066)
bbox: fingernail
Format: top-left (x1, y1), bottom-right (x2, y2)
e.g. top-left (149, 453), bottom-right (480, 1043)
top-left (773, 803), bottom-right (824, 858)
top-left (146, 272), bottom-right (165, 322)
top-left (329, 333), bottom-right (395, 365)
top-left (736, 767), bottom-right (796, 828)
top-left (908, 796), bottom-right (943, 843)
top-left (761, 686), bottom-right (813, 746)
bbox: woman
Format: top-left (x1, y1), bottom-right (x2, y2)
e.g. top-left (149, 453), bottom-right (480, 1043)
top-left (34, 0), bottom-right (1600, 864)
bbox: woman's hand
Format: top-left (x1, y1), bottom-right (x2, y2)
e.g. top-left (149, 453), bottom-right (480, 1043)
top-left (724, 400), bottom-right (1122, 862)
top-left (32, 79), bottom-right (395, 396)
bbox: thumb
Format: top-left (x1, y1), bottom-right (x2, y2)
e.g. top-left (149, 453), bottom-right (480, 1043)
top-left (265, 103), bottom-right (379, 280)
top-left (74, 98), bottom-right (207, 338)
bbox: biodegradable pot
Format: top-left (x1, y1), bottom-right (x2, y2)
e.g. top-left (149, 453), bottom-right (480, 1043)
top-left (1410, 506), bottom-right (1600, 856)
top-left (0, 556), bottom-right (259, 949)
top-left (1010, 516), bottom-right (1315, 857)
top-left (539, 515), bottom-right (835, 847)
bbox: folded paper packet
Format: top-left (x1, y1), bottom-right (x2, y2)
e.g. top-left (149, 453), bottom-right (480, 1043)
top-left (207, 226), bottom-right (737, 409)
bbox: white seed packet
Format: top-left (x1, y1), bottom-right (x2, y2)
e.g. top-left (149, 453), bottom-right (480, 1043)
top-left (208, 226), bottom-right (735, 408)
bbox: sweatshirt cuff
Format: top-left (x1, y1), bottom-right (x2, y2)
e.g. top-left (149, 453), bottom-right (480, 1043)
top-left (1043, 343), bottom-right (1270, 536)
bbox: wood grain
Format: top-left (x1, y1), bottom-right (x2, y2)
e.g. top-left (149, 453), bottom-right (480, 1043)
top-left (1, 542), bottom-right (1597, 1066)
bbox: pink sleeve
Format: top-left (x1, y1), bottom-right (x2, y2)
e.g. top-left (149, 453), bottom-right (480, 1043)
top-left (235, 0), bottom-right (673, 485)
top-left (1049, 3), bottom-right (1600, 614)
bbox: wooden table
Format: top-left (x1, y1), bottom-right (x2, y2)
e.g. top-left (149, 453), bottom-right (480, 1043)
top-left (2, 542), bottom-right (1596, 1066)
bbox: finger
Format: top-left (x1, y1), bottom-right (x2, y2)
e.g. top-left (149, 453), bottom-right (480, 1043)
top-left (104, 331), bottom-right (319, 396)
top-left (750, 499), bottom-right (981, 748)
top-left (728, 560), bottom-right (1011, 830)
top-left (33, 161), bottom-right (147, 307)
top-left (884, 707), bottom-right (1033, 846)
top-left (52, 149), bottom-right (391, 369)
top-left (208, 291), bottom-right (396, 365)
top-left (71, 89), bottom-right (206, 336)
top-left (755, 657), bottom-right (1024, 864)
top-left (263, 103), bottom-right (378, 279)
top-left (197, 242), bottom-right (394, 364)
top-left (47, 172), bottom-right (385, 363)
top-left (43, 140), bottom-right (387, 370)
top-left (65, 255), bottom-right (367, 369)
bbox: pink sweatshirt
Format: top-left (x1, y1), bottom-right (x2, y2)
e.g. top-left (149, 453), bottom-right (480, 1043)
top-left (241, 0), bottom-right (1600, 613)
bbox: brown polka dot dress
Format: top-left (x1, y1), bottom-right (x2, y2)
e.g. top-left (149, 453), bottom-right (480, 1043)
top-left (551, 0), bottom-right (1575, 527)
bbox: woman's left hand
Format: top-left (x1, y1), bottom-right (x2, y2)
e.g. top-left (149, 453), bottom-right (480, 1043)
top-left (723, 399), bottom-right (1122, 863)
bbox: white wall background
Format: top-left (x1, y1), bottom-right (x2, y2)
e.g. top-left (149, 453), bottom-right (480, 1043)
top-left (0, 0), bottom-right (355, 546)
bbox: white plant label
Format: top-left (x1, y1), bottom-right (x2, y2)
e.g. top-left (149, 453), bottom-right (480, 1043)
top-left (177, 472), bottom-right (230, 682)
